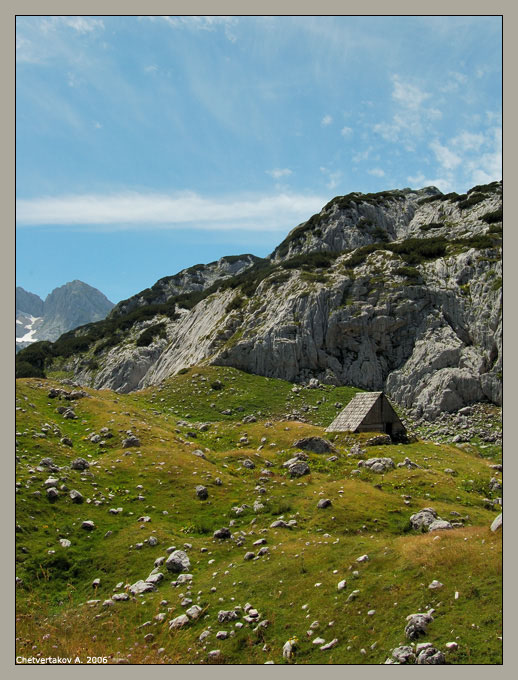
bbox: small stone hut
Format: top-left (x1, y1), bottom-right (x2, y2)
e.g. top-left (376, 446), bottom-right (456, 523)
top-left (326, 391), bottom-right (406, 438)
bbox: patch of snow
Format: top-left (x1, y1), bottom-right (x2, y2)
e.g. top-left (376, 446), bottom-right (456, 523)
top-left (16, 316), bottom-right (42, 344)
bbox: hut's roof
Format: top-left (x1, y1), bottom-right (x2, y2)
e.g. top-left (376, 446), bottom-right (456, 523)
top-left (326, 391), bottom-right (383, 432)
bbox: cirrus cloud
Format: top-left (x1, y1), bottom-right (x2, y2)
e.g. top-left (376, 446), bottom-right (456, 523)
top-left (16, 190), bottom-right (327, 232)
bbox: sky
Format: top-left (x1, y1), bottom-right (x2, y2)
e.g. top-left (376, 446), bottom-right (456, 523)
top-left (16, 15), bottom-right (502, 304)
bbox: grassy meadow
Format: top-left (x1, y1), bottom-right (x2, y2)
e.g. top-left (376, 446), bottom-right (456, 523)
top-left (15, 367), bottom-right (502, 664)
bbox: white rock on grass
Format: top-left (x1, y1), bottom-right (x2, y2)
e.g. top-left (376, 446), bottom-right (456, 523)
top-left (186, 605), bottom-right (202, 620)
top-left (145, 573), bottom-right (163, 585)
top-left (491, 513), bottom-right (502, 532)
top-left (169, 614), bottom-right (190, 629)
top-left (337, 580), bottom-right (347, 591)
top-left (320, 639), bottom-right (338, 651)
top-left (129, 580), bottom-right (156, 596)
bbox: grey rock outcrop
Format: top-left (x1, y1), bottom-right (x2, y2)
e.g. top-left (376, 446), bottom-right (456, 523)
top-left (37, 183), bottom-right (502, 421)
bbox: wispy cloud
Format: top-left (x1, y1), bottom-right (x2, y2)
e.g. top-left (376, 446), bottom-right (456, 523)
top-left (266, 168), bottom-right (292, 179)
top-left (40, 16), bottom-right (105, 34)
top-left (340, 126), bottom-right (352, 137)
top-left (352, 147), bottom-right (373, 163)
top-left (367, 168), bottom-right (385, 177)
top-left (430, 140), bottom-right (462, 170)
top-left (321, 115), bottom-right (333, 126)
top-left (451, 131), bottom-right (485, 152)
top-left (373, 75), bottom-right (442, 146)
top-left (16, 191), bottom-right (327, 232)
top-left (146, 16), bottom-right (238, 41)
top-left (16, 35), bottom-right (40, 63)
top-left (320, 167), bottom-right (342, 190)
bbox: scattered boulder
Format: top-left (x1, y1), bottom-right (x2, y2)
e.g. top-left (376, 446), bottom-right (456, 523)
top-left (218, 610), bottom-right (238, 623)
top-left (428, 519), bottom-right (453, 531)
top-left (39, 457), bottom-right (59, 471)
top-left (122, 435), bottom-right (140, 448)
top-left (409, 508), bottom-right (438, 531)
top-left (392, 645), bottom-right (416, 664)
top-left (365, 434), bottom-right (392, 446)
top-left (46, 487), bottom-right (59, 501)
top-left (112, 593), bottom-right (129, 602)
top-left (71, 458), bottom-right (90, 471)
top-left (361, 457), bottom-right (395, 473)
top-left (270, 520), bottom-right (290, 529)
top-left (491, 513), bottom-right (502, 532)
top-left (186, 605), bottom-right (203, 620)
top-left (145, 573), bottom-right (163, 585)
top-left (69, 489), bottom-right (84, 504)
top-left (165, 550), bottom-right (190, 573)
top-left (213, 527), bottom-right (231, 540)
top-left (288, 461), bottom-right (310, 478)
top-left (317, 498), bottom-right (332, 509)
top-left (293, 437), bottom-right (335, 454)
top-left (169, 614), bottom-right (190, 629)
top-left (242, 459), bottom-right (256, 469)
top-left (282, 454), bottom-right (309, 468)
top-left (417, 647), bottom-right (446, 664)
top-left (405, 612), bottom-right (433, 640)
top-left (81, 520), bottom-right (96, 531)
top-left (320, 639), bottom-right (338, 651)
top-left (129, 580), bottom-right (156, 596)
top-left (195, 485), bottom-right (208, 500)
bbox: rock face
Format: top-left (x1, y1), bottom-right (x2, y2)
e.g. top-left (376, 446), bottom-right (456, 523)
top-left (26, 182), bottom-right (502, 420)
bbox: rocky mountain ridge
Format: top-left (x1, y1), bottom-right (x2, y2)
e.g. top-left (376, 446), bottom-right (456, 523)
top-left (16, 182), bottom-right (502, 420)
top-left (16, 281), bottom-right (114, 351)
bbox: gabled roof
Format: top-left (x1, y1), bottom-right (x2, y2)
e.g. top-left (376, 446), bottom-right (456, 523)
top-left (326, 391), bottom-right (383, 432)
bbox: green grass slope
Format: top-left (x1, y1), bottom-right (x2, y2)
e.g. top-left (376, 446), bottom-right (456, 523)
top-left (16, 368), bottom-right (502, 665)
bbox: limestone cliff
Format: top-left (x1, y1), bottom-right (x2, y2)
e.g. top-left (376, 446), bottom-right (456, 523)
top-left (19, 182), bottom-right (502, 420)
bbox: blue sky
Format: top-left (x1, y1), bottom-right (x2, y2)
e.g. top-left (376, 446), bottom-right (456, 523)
top-left (16, 15), bottom-right (502, 304)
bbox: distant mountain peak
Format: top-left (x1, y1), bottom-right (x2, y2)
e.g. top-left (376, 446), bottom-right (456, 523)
top-left (16, 280), bottom-right (114, 351)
